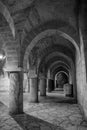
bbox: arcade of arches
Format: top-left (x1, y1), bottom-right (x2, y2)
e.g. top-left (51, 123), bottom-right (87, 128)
top-left (0, 0), bottom-right (87, 129)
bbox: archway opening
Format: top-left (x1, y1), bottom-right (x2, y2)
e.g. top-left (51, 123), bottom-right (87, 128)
top-left (56, 71), bottom-right (69, 90)
top-left (22, 27), bottom-right (80, 105)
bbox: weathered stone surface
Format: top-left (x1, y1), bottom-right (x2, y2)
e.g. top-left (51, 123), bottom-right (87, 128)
top-left (0, 0), bottom-right (87, 129)
top-left (47, 79), bottom-right (54, 92)
top-left (9, 71), bottom-right (23, 114)
top-left (29, 77), bottom-right (38, 103)
top-left (0, 91), bottom-right (87, 130)
top-left (39, 78), bottom-right (46, 96)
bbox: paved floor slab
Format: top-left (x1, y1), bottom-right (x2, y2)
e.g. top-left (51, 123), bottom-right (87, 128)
top-left (0, 91), bottom-right (87, 130)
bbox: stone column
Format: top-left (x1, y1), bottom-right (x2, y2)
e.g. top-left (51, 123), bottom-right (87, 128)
top-left (47, 79), bottom-right (54, 92)
top-left (29, 77), bottom-right (38, 103)
top-left (52, 79), bottom-right (55, 90)
top-left (55, 80), bottom-right (57, 88)
top-left (23, 73), bottom-right (28, 92)
top-left (26, 72), bottom-right (30, 92)
top-left (9, 71), bottom-right (23, 115)
top-left (69, 72), bottom-right (72, 84)
top-left (27, 77), bottom-right (30, 92)
top-left (39, 78), bottom-right (46, 96)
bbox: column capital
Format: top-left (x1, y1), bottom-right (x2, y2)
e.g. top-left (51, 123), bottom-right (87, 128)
top-left (39, 76), bottom-right (47, 79)
top-left (4, 67), bottom-right (23, 72)
top-left (39, 73), bottom-right (47, 79)
top-left (29, 75), bottom-right (38, 78)
top-left (47, 78), bottom-right (54, 80)
top-left (28, 69), bottom-right (38, 78)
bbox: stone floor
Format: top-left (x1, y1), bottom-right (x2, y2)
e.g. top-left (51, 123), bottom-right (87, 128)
top-left (0, 91), bottom-right (87, 130)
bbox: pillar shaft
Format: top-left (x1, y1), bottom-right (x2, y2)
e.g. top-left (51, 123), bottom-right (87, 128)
top-left (27, 73), bottom-right (30, 92)
top-left (29, 77), bottom-right (38, 102)
top-left (28, 78), bottom-right (30, 92)
top-left (47, 79), bottom-right (54, 92)
top-left (23, 73), bottom-right (30, 92)
top-left (9, 71), bottom-right (23, 115)
top-left (55, 80), bottom-right (57, 88)
top-left (39, 78), bottom-right (46, 96)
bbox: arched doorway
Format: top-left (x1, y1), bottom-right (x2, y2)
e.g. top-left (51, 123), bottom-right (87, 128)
top-left (22, 26), bottom-right (80, 104)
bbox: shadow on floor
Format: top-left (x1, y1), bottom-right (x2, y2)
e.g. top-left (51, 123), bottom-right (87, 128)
top-left (12, 113), bottom-right (65, 130)
top-left (0, 102), bottom-right (65, 130)
top-left (0, 101), bottom-right (9, 115)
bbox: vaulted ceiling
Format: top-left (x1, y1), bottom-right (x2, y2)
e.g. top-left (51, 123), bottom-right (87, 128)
top-left (0, 0), bottom-right (80, 28)
top-left (0, 0), bottom-right (86, 72)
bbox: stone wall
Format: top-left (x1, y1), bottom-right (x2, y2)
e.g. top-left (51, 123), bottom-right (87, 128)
top-left (76, 0), bottom-right (87, 118)
top-left (23, 73), bottom-right (29, 92)
top-left (76, 29), bottom-right (87, 119)
top-left (0, 73), bottom-right (9, 92)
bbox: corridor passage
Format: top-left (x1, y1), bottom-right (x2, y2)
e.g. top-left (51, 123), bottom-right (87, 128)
top-left (0, 90), bottom-right (87, 130)
top-left (0, 0), bottom-right (87, 129)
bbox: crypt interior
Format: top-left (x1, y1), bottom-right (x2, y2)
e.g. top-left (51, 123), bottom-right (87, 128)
top-left (0, 0), bottom-right (87, 130)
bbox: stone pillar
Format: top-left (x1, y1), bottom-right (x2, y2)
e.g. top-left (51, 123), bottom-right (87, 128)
top-left (9, 71), bottom-right (23, 115)
top-left (55, 80), bottom-right (57, 88)
top-left (24, 73), bottom-right (30, 93)
top-left (29, 77), bottom-right (38, 103)
top-left (69, 72), bottom-right (72, 84)
top-left (52, 80), bottom-right (55, 90)
top-left (39, 78), bottom-right (46, 96)
top-left (64, 83), bottom-right (73, 97)
top-left (47, 79), bottom-right (54, 92)
top-left (27, 77), bottom-right (30, 92)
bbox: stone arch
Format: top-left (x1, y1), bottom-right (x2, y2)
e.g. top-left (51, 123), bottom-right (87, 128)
top-left (23, 29), bottom-right (80, 70)
top-left (0, 1), bottom-right (15, 37)
top-left (40, 51), bottom-right (75, 85)
top-left (38, 46), bottom-right (75, 71)
top-left (51, 65), bottom-right (69, 76)
top-left (49, 61), bottom-right (70, 71)
top-left (39, 51), bottom-right (76, 98)
top-left (55, 70), bottom-right (69, 84)
top-left (55, 70), bottom-right (73, 85)
top-left (49, 62), bottom-right (70, 81)
top-left (49, 62), bottom-right (70, 79)
top-left (51, 65), bottom-right (69, 79)
top-left (50, 61), bottom-right (69, 71)
top-left (44, 52), bottom-right (73, 66)
top-left (56, 71), bottom-right (69, 78)
top-left (55, 70), bottom-right (69, 89)
top-left (52, 66), bottom-right (70, 81)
